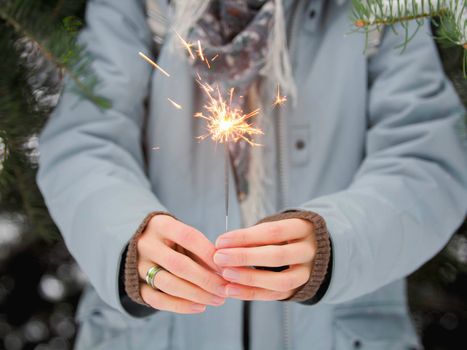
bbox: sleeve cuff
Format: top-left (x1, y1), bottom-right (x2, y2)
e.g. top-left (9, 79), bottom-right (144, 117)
top-left (256, 210), bottom-right (332, 303)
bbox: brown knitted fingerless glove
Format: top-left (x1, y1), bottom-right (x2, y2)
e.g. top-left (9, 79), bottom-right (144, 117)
top-left (123, 211), bottom-right (177, 306)
top-left (256, 210), bottom-right (331, 302)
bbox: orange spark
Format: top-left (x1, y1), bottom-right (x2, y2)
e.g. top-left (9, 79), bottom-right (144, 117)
top-left (175, 31), bottom-right (196, 60)
top-left (197, 40), bottom-right (205, 61)
top-left (174, 34), bottom-right (215, 70)
top-left (195, 80), bottom-right (263, 145)
top-left (211, 54), bottom-right (219, 61)
top-left (273, 84), bottom-right (287, 107)
top-left (167, 98), bottom-right (182, 109)
top-left (138, 52), bottom-right (170, 77)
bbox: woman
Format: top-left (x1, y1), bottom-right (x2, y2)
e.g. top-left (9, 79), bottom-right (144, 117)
top-left (37, 0), bottom-right (467, 349)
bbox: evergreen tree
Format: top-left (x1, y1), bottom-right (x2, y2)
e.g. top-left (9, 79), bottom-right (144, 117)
top-left (0, 1), bottom-right (106, 348)
top-left (0, 0), bottom-right (108, 241)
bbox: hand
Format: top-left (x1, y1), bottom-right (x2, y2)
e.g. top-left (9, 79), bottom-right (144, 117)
top-left (137, 215), bottom-right (227, 314)
top-left (213, 219), bottom-right (316, 301)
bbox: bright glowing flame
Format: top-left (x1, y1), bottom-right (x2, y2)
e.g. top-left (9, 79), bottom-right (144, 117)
top-left (219, 119), bottom-right (234, 132)
top-left (196, 80), bottom-right (263, 145)
top-left (138, 52), bottom-right (171, 77)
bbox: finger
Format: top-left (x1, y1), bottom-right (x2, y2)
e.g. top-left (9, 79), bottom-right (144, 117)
top-left (140, 284), bottom-right (207, 314)
top-left (224, 283), bottom-right (291, 301)
top-left (215, 219), bottom-right (311, 249)
top-left (138, 260), bottom-right (225, 306)
top-left (152, 244), bottom-right (228, 297)
top-left (221, 265), bottom-right (310, 292)
top-left (184, 249), bottom-right (219, 273)
top-left (214, 241), bottom-right (314, 267)
top-left (152, 216), bottom-right (220, 273)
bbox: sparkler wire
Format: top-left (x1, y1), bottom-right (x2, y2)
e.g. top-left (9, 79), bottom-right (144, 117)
top-left (225, 142), bottom-right (230, 232)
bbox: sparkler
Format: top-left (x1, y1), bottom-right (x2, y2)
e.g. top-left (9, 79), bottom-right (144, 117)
top-left (139, 33), bottom-right (287, 231)
top-left (196, 83), bottom-right (262, 145)
top-left (196, 80), bottom-right (263, 230)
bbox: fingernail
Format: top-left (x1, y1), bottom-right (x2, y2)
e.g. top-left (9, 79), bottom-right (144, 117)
top-left (211, 296), bottom-right (225, 305)
top-left (192, 304), bottom-right (206, 312)
top-left (222, 269), bottom-right (240, 282)
top-left (213, 252), bottom-right (229, 265)
top-left (226, 286), bottom-right (241, 297)
top-left (216, 237), bottom-right (233, 248)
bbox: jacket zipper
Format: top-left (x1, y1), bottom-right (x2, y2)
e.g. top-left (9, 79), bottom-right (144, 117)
top-left (241, 70), bottom-right (290, 350)
top-left (277, 0), bottom-right (307, 349)
top-left (243, 301), bottom-right (250, 350)
top-left (243, 1), bottom-right (303, 348)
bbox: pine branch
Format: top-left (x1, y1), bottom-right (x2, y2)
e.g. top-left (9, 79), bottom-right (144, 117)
top-left (0, 18), bottom-right (58, 241)
top-left (352, 0), bottom-right (449, 27)
top-left (351, 0), bottom-right (467, 75)
top-left (0, 0), bottom-right (110, 109)
top-left (0, 0), bottom-right (110, 242)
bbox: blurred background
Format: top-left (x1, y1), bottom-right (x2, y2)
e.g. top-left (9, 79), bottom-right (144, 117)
top-left (0, 1), bottom-right (466, 349)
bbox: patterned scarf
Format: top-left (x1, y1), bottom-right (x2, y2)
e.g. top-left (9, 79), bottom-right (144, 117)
top-left (188, 0), bottom-right (275, 201)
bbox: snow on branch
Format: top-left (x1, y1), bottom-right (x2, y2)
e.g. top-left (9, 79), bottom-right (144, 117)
top-left (351, 0), bottom-right (466, 74)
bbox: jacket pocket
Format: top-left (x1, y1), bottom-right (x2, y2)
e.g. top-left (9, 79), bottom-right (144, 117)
top-left (333, 304), bottom-right (422, 350)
